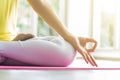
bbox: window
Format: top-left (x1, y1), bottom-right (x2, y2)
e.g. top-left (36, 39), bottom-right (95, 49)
top-left (67, 0), bottom-right (120, 50)
top-left (67, 0), bottom-right (90, 37)
top-left (17, 0), bottom-right (120, 60)
top-left (18, 0), bottom-right (120, 50)
top-left (67, 0), bottom-right (120, 60)
top-left (93, 0), bottom-right (120, 50)
top-left (17, 0), bottom-right (33, 33)
top-left (17, 0), bottom-right (65, 36)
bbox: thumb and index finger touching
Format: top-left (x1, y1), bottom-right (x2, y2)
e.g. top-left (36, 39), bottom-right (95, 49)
top-left (83, 38), bottom-right (97, 53)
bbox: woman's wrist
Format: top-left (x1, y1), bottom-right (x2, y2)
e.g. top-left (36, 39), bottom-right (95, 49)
top-left (62, 32), bottom-right (76, 42)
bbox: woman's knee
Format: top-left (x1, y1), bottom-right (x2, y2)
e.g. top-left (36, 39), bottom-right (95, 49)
top-left (50, 37), bottom-right (76, 66)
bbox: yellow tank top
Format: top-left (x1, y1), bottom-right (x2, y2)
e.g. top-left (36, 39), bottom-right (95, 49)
top-left (0, 0), bottom-right (18, 41)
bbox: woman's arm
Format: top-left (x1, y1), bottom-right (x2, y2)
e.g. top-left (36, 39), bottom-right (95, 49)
top-left (27, 0), bottom-right (70, 40)
top-left (27, 0), bottom-right (98, 67)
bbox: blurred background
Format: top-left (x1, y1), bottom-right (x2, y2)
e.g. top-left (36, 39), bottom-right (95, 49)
top-left (17, 0), bottom-right (120, 61)
top-left (17, 0), bottom-right (120, 49)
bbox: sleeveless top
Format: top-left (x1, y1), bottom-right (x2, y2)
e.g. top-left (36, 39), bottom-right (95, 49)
top-left (0, 0), bottom-right (18, 41)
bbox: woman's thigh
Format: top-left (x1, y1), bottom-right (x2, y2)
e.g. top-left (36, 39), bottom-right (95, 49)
top-left (0, 36), bottom-right (76, 66)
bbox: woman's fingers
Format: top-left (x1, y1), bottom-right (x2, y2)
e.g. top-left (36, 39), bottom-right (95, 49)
top-left (85, 39), bottom-right (97, 52)
top-left (78, 46), bottom-right (97, 67)
top-left (88, 54), bottom-right (98, 67)
top-left (79, 53), bottom-right (89, 65)
top-left (82, 53), bottom-right (97, 67)
top-left (68, 36), bottom-right (97, 67)
top-left (81, 51), bottom-right (97, 67)
top-left (86, 54), bottom-right (94, 66)
top-left (86, 53), bottom-right (98, 67)
top-left (79, 37), bottom-right (97, 52)
top-left (77, 47), bottom-right (89, 64)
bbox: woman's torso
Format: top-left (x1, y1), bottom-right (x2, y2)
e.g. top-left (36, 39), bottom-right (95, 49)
top-left (0, 0), bottom-right (18, 41)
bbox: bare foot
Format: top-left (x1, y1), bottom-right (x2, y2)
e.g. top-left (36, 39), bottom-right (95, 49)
top-left (12, 33), bottom-right (35, 41)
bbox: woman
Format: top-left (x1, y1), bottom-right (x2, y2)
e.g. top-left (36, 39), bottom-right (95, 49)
top-left (0, 0), bottom-right (97, 67)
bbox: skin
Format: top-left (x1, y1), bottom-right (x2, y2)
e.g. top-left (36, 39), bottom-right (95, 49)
top-left (14, 0), bottom-right (98, 67)
top-left (13, 34), bottom-right (35, 41)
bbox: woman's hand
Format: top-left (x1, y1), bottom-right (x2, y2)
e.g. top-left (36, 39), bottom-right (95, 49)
top-left (66, 35), bottom-right (98, 67)
top-left (78, 37), bottom-right (97, 53)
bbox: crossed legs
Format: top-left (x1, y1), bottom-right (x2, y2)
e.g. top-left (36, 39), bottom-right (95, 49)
top-left (0, 35), bottom-right (76, 66)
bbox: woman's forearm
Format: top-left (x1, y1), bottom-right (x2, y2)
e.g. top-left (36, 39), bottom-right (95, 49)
top-left (27, 0), bottom-right (73, 41)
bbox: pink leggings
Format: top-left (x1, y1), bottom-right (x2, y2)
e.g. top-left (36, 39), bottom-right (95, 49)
top-left (0, 36), bottom-right (76, 67)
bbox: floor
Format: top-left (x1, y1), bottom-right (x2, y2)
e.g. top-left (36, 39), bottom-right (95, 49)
top-left (69, 59), bottom-right (120, 68)
top-left (0, 59), bottom-right (120, 80)
top-left (0, 70), bottom-right (120, 80)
